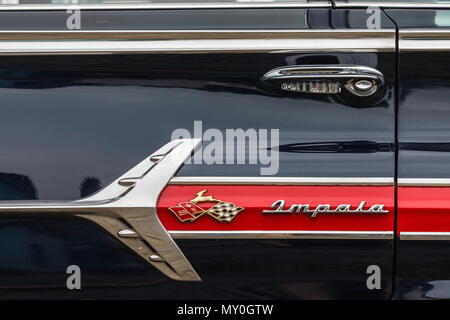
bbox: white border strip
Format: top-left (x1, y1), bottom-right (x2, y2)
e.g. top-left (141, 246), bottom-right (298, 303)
top-left (169, 230), bottom-right (394, 240)
top-left (169, 176), bottom-right (394, 185)
top-left (398, 178), bottom-right (450, 186)
top-left (400, 232), bottom-right (450, 240)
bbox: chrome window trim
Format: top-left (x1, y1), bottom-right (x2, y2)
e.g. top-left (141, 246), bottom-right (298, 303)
top-left (169, 176), bottom-right (394, 185)
top-left (0, 2), bottom-right (331, 11)
top-left (0, 29), bottom-right (395, 55)
top-left (400, 232), bottom-right (450, 240)
top-left (398, 178), bottom-right (450, 186)
top-left (169, 230), bottom-right (394, 240)
top-left (335, 2), bottom-right (450, 9)
top-left (399, 29), bottom-right (450, 52)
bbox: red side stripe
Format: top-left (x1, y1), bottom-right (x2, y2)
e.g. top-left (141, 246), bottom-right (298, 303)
top-left (158, 185), bottom-right (394, 232)
top-left (398, 187), bottom-right (450, 235)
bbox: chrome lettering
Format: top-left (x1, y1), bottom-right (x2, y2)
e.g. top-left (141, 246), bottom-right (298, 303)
top-left (263, 199), bottom-right (389, 218)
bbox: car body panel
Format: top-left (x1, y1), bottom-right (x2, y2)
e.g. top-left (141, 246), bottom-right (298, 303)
top-left (385, 8), bottom-right (450, 299)
top-left (0, 6), bottom-right (399, 299)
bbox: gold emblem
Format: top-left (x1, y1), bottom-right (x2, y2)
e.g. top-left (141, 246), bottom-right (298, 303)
top-left (168, 189), bottom-right (244, 223)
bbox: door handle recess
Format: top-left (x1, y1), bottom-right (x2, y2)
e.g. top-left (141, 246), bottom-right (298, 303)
top-left (262, 65), bottom-right (385, 98)
top-left (0, 139), bottom-right (202, 282)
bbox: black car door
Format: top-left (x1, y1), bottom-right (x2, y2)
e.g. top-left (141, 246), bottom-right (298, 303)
top-left (376, 2), bottom-right (450, 299)
top-left (0, 1), bottom-right (396, 299)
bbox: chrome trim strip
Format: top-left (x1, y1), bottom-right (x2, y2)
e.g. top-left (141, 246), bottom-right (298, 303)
top-left (335, 2), bottom-right (450, 8)
top-left (400, 40), bottom-right (450, 51)
top-left (400, 29), bottom-right (450, 52)
top-left (4, 1), bottom-right (449, 10)
top-left (0, 139), bottom-right (203, 282)
top-left (0, 29), bottom-right (393, 40)
top-left (169, 230), bottom-right (394, 240)
top-left (401, 29), bottom-right (450, 38)
top-left (398, 178), bottom-right (450, 186)
top-left (0, 2), bottom-right (331, 11)
top-left (169, 176), bottom-right (394, 185)
top-left (5, 1), bottom-right (450, 10)
top-left (400, 232), bottom-right (450, 241)
top-left (0, 30), bottom-right (395, 55)
top-left (0, 40), bottom-right (393, 55)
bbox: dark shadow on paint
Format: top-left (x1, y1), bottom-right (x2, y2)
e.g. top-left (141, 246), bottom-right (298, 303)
top-left (80, 176), bottom-right (102, 198)
top-left (0, 172), bottom-right (38, 200)
top-left (272, 141), bottom-right (393, 154)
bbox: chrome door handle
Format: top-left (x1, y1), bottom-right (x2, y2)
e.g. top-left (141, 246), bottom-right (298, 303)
top-left (262, 64), bottom-right (385, 98)
top-left (0, 139), bottom-right (202, 282)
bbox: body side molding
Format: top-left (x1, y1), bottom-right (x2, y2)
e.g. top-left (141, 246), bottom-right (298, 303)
top-left (0, 29), bottom-right (395, 55)
top-left (400, 232), bottom-right (450, 241)
top-left (398, 178), bottom-right (450, 186)
top-left (0, 139), bottom-right (202, 282)
top-left (170, 176), bottom-right (394, 185)
top-left (170, 230), bottom-right (394, 240)
top-left (399, 29), bottom-right (450, 52)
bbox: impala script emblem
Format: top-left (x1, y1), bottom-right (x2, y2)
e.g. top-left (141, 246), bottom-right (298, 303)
top-left (169, 190), bottom-right (244, 223)
top-left (263, 200), bottom-right (389, 218)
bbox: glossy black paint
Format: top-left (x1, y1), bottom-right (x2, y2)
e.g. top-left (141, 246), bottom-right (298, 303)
top-left (0, 9), bottom-right (396, 200)
top-left (385, 10), bottom-right (450, 178)
top-left (0, 217), bottom-right (166, 299)
top-left (0, 51), bottom-right (395, 200)
top-left (394, 240), bottom-right (450, 300)
top-left (396, 51), bottom-right (450, 178)
top-left (0, 217), bottom-right (392, 300)
top-left (0, 8), bottom-right (396, 299)
top-left (385, 8), bottom-right (450, 300)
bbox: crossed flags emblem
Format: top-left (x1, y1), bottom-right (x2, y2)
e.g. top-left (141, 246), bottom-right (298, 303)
top-left (168, 190), bottom-right (244, 223)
